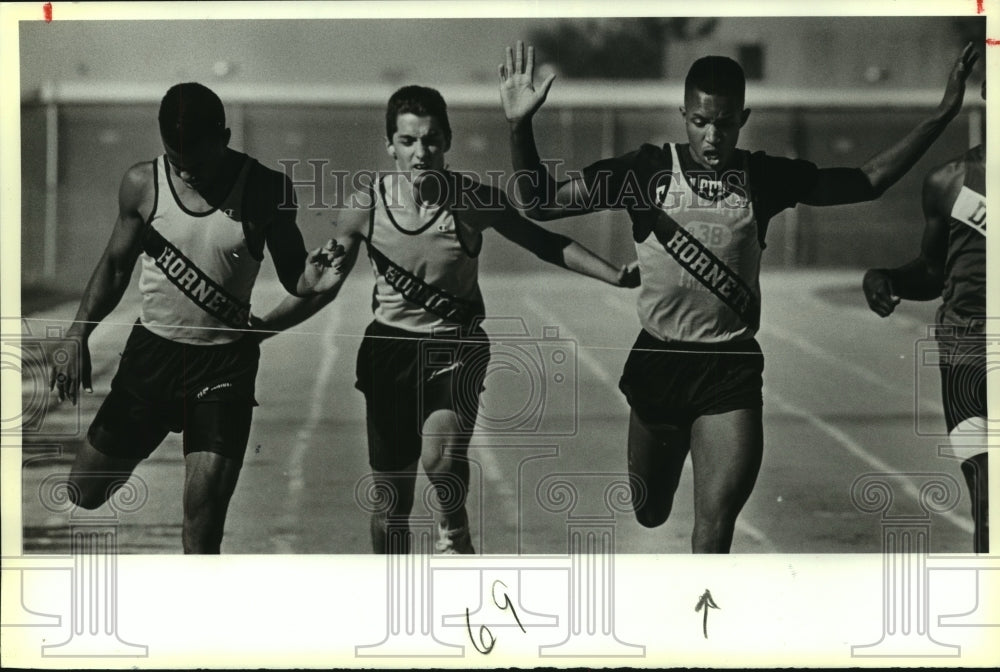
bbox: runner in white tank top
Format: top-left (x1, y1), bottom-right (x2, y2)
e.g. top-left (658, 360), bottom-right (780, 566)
top-left (256, 85), bottom-right (639, 554)
top-left (634, 143), bottom-right (761, 343)
top-left (366, 171), bottom-right (485, 333)
top-left (500, 40), bottom-right (978, 553)
top-left (50, 83), bottom-right (343, 553)
top-left (138, 153), bottom-right (261, 344)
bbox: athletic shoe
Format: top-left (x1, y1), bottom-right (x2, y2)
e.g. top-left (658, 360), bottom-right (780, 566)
top-left (435, 521), bottom-right (475, 554)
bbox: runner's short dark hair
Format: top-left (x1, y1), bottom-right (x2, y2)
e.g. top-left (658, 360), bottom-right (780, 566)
top-left (685, 56), bottom-right (746, 105)
top-left (385, 85), bottom-right (452, 144)
top-left (158, 82), bottom-right (226, 150)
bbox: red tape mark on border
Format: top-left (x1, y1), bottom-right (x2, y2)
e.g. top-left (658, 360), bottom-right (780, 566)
top-left (987, 38), bottom-right (1000, 46)
top-left (43, 2), bottom-right (52, 22)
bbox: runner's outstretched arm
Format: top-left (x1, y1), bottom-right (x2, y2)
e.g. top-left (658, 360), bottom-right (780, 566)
top-left (253, 208), bottom-right (365, 340)
top-left (265, 173), bottom-right (352, 297)
top-left (50, 161), bottom-right (151, 404)
top-left (414, 169), bottom-right (638, 286)
top-left (500, 41), bottom-right (597, 221)
top-left (490, 202), bottom-right (639, 287)
top-left (801, 43), bottom-right (978, 206)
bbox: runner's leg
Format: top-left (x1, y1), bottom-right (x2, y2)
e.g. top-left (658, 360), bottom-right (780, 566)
top-left (66, 443), bottom-right (145, 510)
top-left (421, 409), bottom-right (474, 553)
top-left (688, 407), bottom-right (763, 553)
top-left (961, 452), bottom-right (989, 553)
top-left (180, 402), bottom-right (253, 554)
top-left (627, 409), bottom-right (691, 528)
top-left (951, 418), bottom-right (989, 553)
top-left (369, 463), bottom-right (418, 554)
top-left (68, 389), bottom-right (170, 509)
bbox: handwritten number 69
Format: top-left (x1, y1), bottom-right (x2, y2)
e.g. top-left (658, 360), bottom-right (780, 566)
top-left (465, 580), bottom-right (527, 654)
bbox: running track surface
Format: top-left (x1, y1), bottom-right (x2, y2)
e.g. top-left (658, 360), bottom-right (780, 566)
top-left (16, 269), bottom-right (978, 554)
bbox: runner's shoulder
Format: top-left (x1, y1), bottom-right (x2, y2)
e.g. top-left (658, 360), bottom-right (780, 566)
top-left (119, 160), bottom-right (156, 204)
top-left (122, 159), bottom-right (155, 187)
top-left (246, 156), bottom-right (296, 207)
top-left (456, 172), bottom-right (506, 204)
top-left (635, 142), bottom-right (673, 169)
top-left (238, 154), bottom-right (299, 227)
top-left (448, 173), bottom-right (511, 225)
top-left (924, 156), bottom-right (965, 200)
top-left (746, 148), bottom-right (809, 169)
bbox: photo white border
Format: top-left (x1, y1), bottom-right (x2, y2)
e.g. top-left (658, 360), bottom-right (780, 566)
top-left (2, 0), bottom-right (997, 668)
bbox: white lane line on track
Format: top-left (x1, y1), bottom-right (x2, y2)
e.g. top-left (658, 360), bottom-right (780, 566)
top-left (272, 302), bottom-right (342, 553)
top-left (770, 393), bottom-right (973, 535)
top-left (523, 295), bottom-right (776, 551)
top-left (758, 321), bottom-right (941, 415)
top-left (735, 518), bottom-right (773, 550)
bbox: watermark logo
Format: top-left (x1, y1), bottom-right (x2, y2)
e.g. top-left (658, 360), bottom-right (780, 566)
top-left (1, 320), bottom-right (81, 437)
top-left (419, 318), bottom-right (578, 437)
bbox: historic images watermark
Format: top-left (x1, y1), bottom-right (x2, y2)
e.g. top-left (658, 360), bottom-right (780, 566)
top-left (276, 159), bottom-right (755, 215)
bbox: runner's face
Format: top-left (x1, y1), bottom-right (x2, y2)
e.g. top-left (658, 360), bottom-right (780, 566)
top-left (386, 113), bottom-right (449, 178)
top-left (681, 89), bottom-right (748, 170)
top-left (163, 135), bottom-right (228, 191)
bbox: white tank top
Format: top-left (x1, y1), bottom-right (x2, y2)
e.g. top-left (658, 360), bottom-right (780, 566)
top-left (138, 155), bottom-right (261, 345)
top-left (635, 144), bottom-right (762, 343)
top-left (366, 175), bottom-right (484, 332)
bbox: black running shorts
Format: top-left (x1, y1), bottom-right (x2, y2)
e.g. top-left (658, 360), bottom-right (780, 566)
top-left (87, 321), bottom-right (260, 460)
top-left (356, 320), bottom-right (490, 472)
top-left (618, 329), bottom-right (764, 428)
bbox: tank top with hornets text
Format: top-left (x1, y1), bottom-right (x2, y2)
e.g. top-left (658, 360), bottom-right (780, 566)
top-left (138, 154), bottom-right (261, 345)
top-left (938, 145), bottom-right (986, 331)
top-left (635, 143), bottom-right (762, 343)
top-left (365, 175), bottom-right (485, 332)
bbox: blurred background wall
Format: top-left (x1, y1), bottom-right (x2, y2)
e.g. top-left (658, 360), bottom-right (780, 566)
top-left (19, 16), bottom-right (986, 294)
